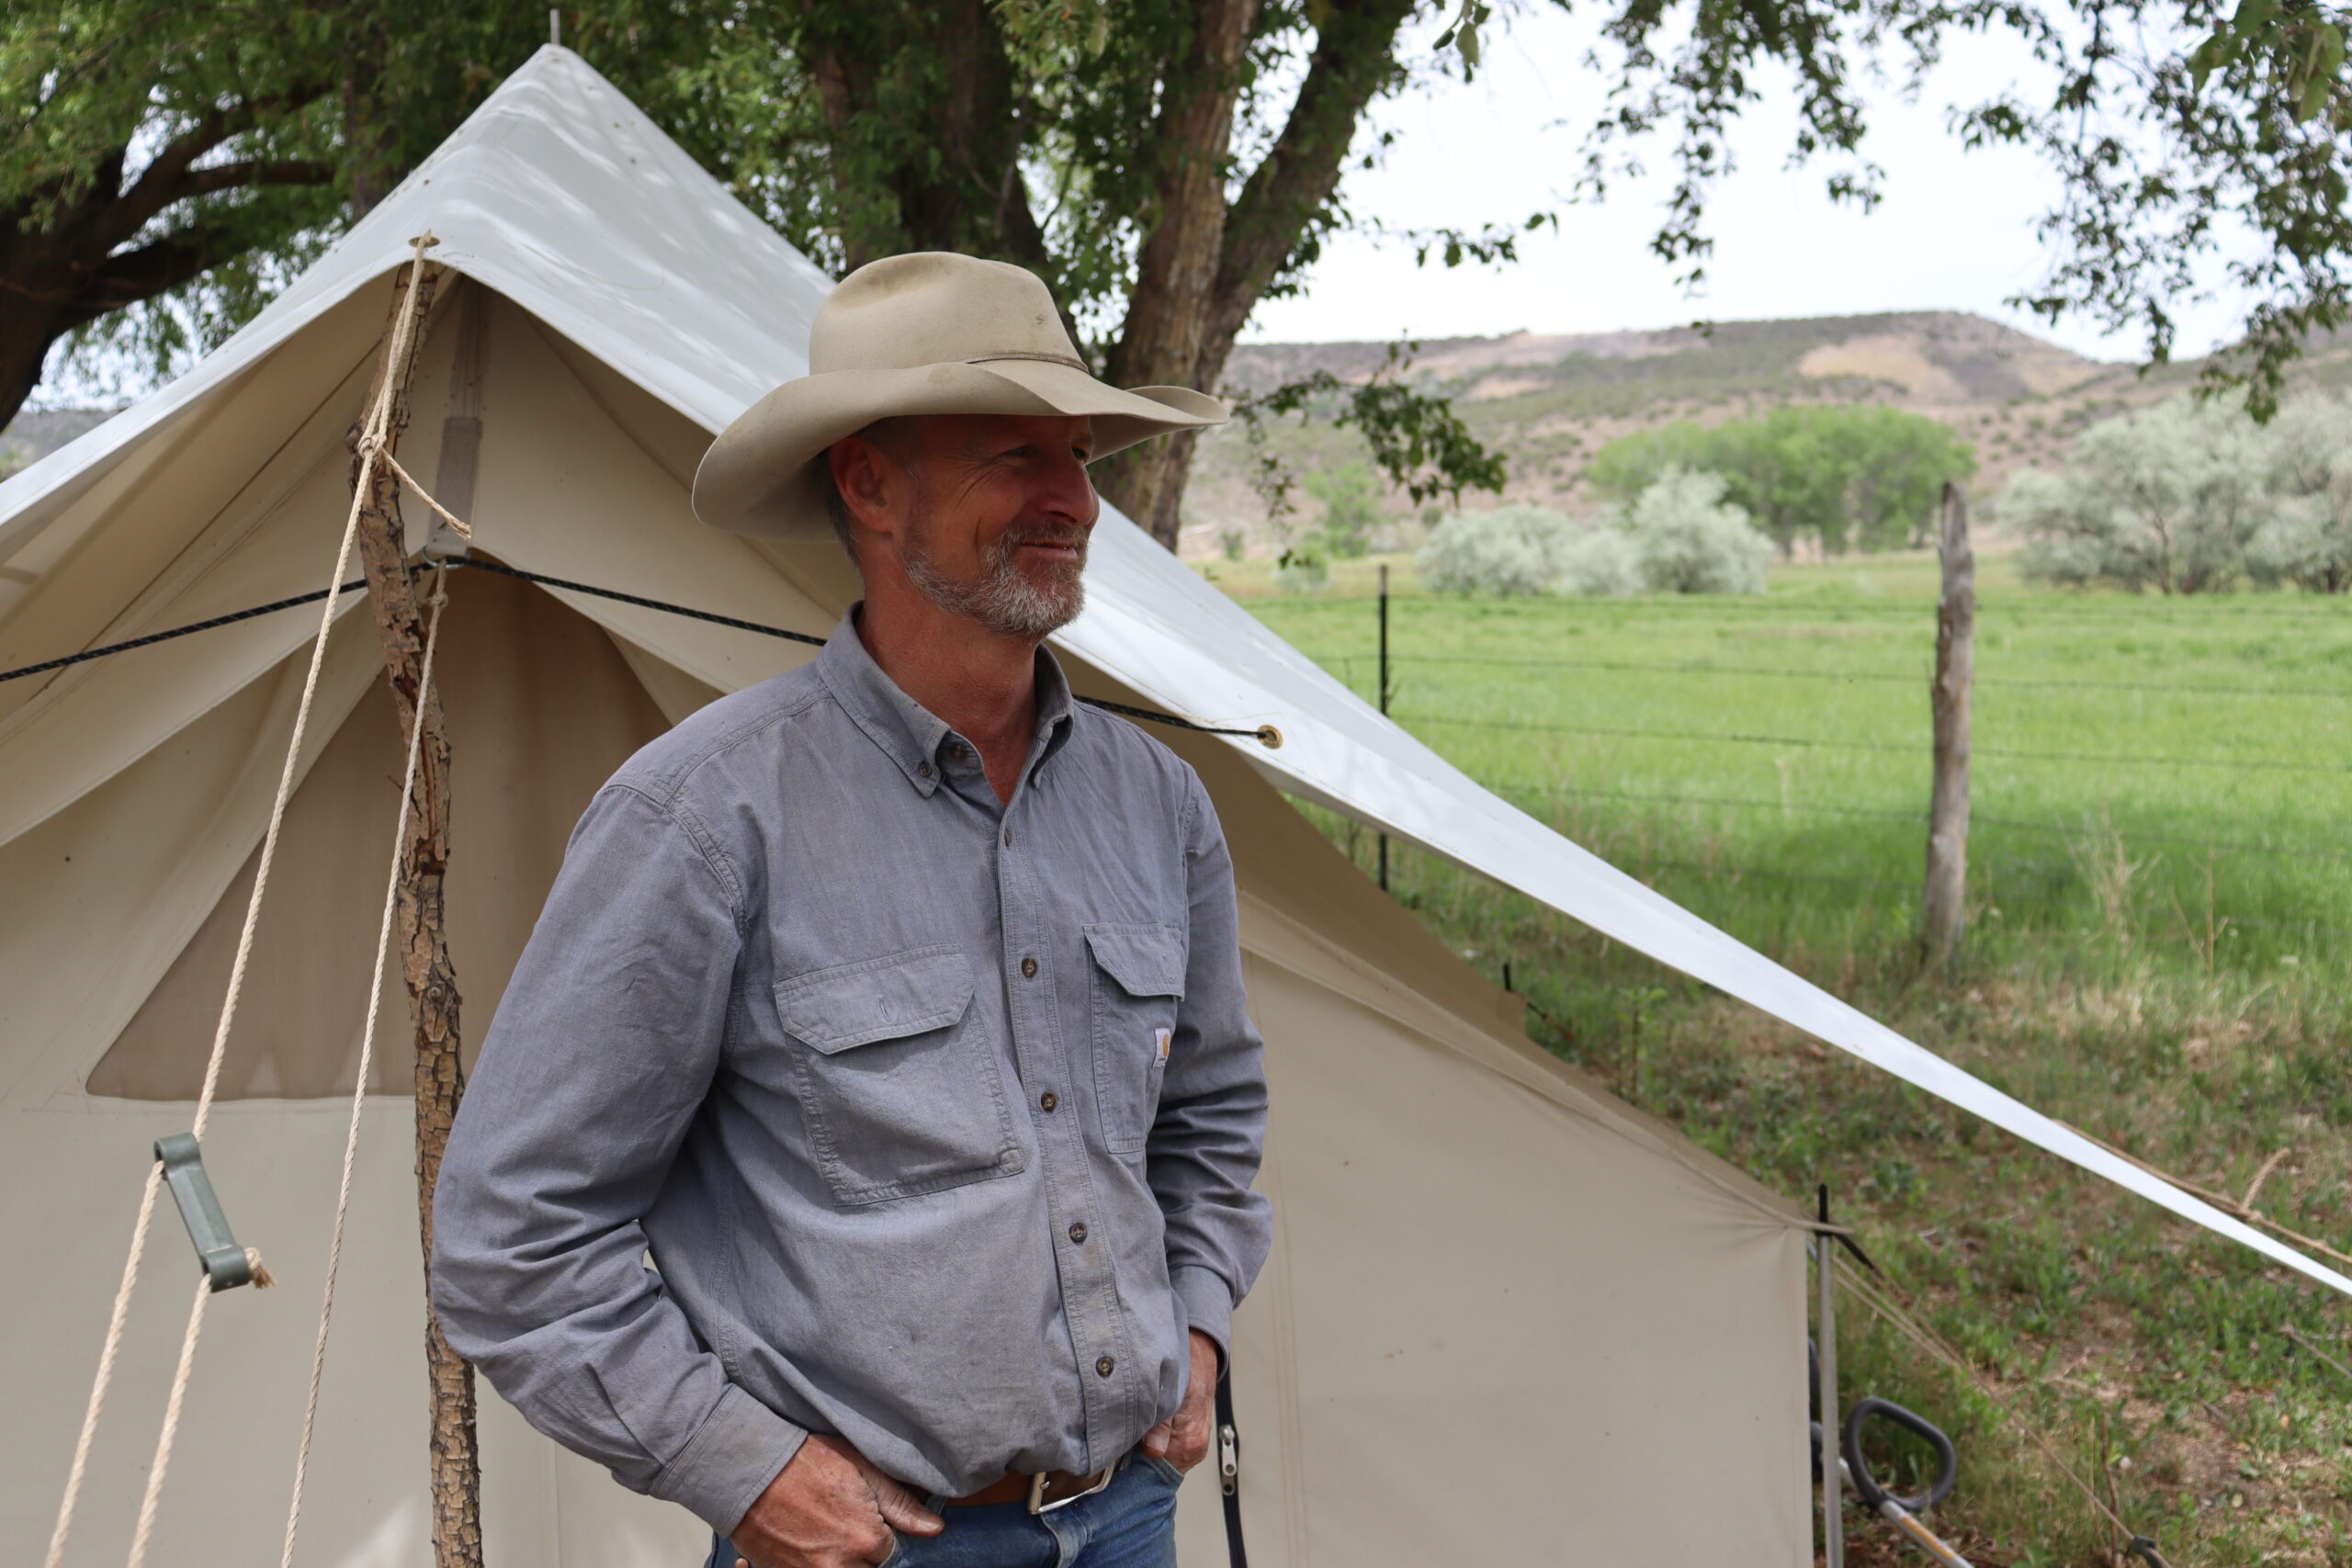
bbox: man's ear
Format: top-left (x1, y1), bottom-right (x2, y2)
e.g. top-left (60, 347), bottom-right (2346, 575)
top-left (830, 435), bottom-right (894, 537)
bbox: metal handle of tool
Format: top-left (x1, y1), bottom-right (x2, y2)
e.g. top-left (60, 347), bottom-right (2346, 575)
top-left (1870, 1487), bottom-right (1976, 1568)
top-left (1842, 1396), bottom-right (1960, 1516)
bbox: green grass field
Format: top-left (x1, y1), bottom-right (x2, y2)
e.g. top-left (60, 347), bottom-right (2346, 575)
top-left (1216, 550), bottom-right (2352, 1564)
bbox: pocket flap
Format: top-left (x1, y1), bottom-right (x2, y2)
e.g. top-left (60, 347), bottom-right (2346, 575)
top-left (1083, 924), bottom-right (1187, 999)
top-left (774, 947), bottom-right (976, 1055)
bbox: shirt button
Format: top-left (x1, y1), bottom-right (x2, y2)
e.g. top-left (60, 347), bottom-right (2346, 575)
top-left (950, 743), bottom-right (967, 761)
top-left (1096, 1356), bottom-right (1115, 1378)
top-left (1021, 956), bottom-right (1037, 978)
top-left (916, 761), bottom-right (933, 779)
top-left (1002, 828), bottom-right (1013, 848)
top-left (1068, 1222), bottom-right (1088, 1244)
top-left (1039, 1090), bottom-right (1058, 1112)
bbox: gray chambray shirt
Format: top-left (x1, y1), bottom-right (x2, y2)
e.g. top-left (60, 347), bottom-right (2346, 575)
top-left (431, 608), bottom-right (1272, 1534)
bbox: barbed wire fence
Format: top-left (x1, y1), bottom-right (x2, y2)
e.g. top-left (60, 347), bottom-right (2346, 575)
top-left (1295, 488), bottom-right (2351, 954)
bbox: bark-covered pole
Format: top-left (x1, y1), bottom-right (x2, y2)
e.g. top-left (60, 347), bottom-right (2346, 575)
top-left (345, 251), bottom-right (484, 1568)
top-left (1920, 479), bottom-right (1975, 970)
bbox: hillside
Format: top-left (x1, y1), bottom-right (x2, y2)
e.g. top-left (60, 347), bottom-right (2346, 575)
top-left (1185, 308), bottom-right (2352, 561)
top-left (0, 407), bottom-right (119, 471)
top-left (16, 308), bottom-right (2352, 563)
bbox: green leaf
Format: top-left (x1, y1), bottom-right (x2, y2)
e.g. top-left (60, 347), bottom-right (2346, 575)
top-left (2297, 64), bottom-right (2331, 121)
top-left (2188, 28), bottom-right (2235, 93)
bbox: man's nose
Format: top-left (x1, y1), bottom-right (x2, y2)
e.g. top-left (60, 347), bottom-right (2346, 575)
top-left (1037, 448), bottom-right (1101, 528)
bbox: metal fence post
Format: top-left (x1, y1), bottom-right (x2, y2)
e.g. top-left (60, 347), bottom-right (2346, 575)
top-left (1921, 480), bottom-right (1974, 969)
top-left (1816, 1193), bottom-right (1844, 1568)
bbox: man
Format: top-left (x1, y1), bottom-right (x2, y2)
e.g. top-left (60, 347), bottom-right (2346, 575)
top-left (432, 252), bottom-right (1272, 1568)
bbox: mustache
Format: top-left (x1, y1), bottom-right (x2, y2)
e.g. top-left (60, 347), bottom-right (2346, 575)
top-left (990, 522), bottom-right (1091, 560)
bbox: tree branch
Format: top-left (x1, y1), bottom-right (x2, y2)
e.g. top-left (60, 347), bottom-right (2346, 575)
top-left (179, 157), bottom-right (338, 197)
top-left (62, 225), bottom-right (242, 321)
top-left (1204, 0), bottom-right (1416, 389)
top-left (98, 83), bottom-right (331, 247)
top-left (99, 108), bottom-right (242, 243)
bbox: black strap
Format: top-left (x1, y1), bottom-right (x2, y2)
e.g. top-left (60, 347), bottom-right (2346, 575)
top-left (1214, 1371), bottom-right (1248, 1568)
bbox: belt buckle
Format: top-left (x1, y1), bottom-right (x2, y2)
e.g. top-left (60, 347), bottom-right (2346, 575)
top-left (1027, 1461), bottom-right (1117, 1515)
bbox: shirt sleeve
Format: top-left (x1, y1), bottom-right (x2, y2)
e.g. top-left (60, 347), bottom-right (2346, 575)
top-left (432, 784), bottom-right (806, 1534)
top-left (1148, 768), bottom-right (1275, 1361)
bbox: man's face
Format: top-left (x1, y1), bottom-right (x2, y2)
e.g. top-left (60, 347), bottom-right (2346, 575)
top-left (848, 413), bottom-right (1100, 640)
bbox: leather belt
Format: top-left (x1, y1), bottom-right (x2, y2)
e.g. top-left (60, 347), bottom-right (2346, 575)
top-left (944, 1455), bottom-right (1124, 1514)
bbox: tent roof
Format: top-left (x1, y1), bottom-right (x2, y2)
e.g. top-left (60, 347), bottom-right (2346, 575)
top-left (0, 45), bottom-right (2339, 1298)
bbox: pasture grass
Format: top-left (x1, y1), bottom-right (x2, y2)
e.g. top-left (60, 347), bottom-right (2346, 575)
top-left (1222, 550), bottom-right (2352, 1564)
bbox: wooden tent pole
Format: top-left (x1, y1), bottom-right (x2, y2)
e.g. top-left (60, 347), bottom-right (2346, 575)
top-left (347, 249), bottom-right (485, 1568)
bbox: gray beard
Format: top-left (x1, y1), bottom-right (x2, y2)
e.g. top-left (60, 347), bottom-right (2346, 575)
top-left (899, 518), bottom-right (1086, 640)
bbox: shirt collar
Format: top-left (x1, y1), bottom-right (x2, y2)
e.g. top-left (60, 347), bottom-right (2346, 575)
top-left (816, 605), bottom-right (1078, 796)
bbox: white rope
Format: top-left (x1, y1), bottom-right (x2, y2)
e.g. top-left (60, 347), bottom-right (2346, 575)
top-left (41, 235), bottom-right (438, 1568)
top-left (120, 1276), bottom-right (212, 1568)
top-left (379, 448), bottom-right (473, 539)
top-left (277, 565), bottom-right (450, 1568)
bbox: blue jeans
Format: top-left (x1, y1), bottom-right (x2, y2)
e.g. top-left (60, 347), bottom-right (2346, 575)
top-left (707, 1450), bottom-right (1182, 1568)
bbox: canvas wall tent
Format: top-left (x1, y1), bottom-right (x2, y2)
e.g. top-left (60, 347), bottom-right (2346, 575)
top-left (0, 44), bottom-right (2335, 1568)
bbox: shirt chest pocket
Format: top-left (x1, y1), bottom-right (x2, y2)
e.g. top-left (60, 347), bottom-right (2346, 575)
top-left (772, 946), bottom-right (1023, 1205)
top-left (1084, 924), bottom-right (1187, 1156)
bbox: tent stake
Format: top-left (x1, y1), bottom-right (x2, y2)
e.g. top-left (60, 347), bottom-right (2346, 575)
top-left (348, 248), bottom-right (486, 1568)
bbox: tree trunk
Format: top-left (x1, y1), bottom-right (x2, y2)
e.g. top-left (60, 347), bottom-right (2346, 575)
top-left (344, 17), bottom-right (402, 218)
top-left (799, 0), bottom-right (1035, 275)
top-left (1920, 480), bottom-right (1973, 970)
top-left (1097, 0), bottom-right (1419, 546)
top-left (0, 285), bottom-right (62, 435)
top-left (1093, 0), bottom-right (1262, 548)
top-left (346, 259), bottom-right (484, 1568)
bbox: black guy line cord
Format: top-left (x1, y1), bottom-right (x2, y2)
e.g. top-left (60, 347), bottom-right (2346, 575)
top-left (0, 581), bottom-right (369, 683)
top-left (0, 556), bottom-right (1281, 746)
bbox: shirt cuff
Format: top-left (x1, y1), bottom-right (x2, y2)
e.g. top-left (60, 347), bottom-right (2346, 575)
top-left (649, 1383), bottom-right (809, 1535)
top-left (1171, 1264), bottom-right (1236, 1372)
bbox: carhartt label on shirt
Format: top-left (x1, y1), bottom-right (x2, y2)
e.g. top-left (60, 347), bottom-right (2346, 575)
top-left (1155, 1027), bottom-right (1171, 1060)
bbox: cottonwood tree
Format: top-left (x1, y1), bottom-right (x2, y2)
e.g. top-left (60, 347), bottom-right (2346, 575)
top-left (2251, 392), bottom-right (2352, 591)
top-left (14, 0), bottom-right (2352, 546)
top-left (0, 6), bottom-right (333, 426)
top-left (1585, 405), bottom-right (1976, 555)
top-left (0, 1), bottom-right (640, 429)
top-left (2008, 395), bottom-right (2277, 592)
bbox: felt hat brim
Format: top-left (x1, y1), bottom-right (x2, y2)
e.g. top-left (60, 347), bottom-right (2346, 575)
top-left (693, 356), bottom-right (1227, 539)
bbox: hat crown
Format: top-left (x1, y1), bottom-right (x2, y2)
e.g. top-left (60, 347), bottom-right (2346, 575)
top-left (809, 253), bottom-right (1081, 375)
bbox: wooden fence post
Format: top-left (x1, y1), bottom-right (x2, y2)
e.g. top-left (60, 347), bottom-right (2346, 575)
top-left (348, 254), bottom-right (485, 1568)
top-left (1921, 480), bottom-right (1974, 969)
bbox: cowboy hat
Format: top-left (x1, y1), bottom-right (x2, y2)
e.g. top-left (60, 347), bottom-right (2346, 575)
top-left (692, 252), bottom-right (1227, 538)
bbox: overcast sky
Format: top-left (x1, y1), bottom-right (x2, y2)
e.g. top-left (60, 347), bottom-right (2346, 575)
top-left (1243, 6), bottom-right (2251, 364)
